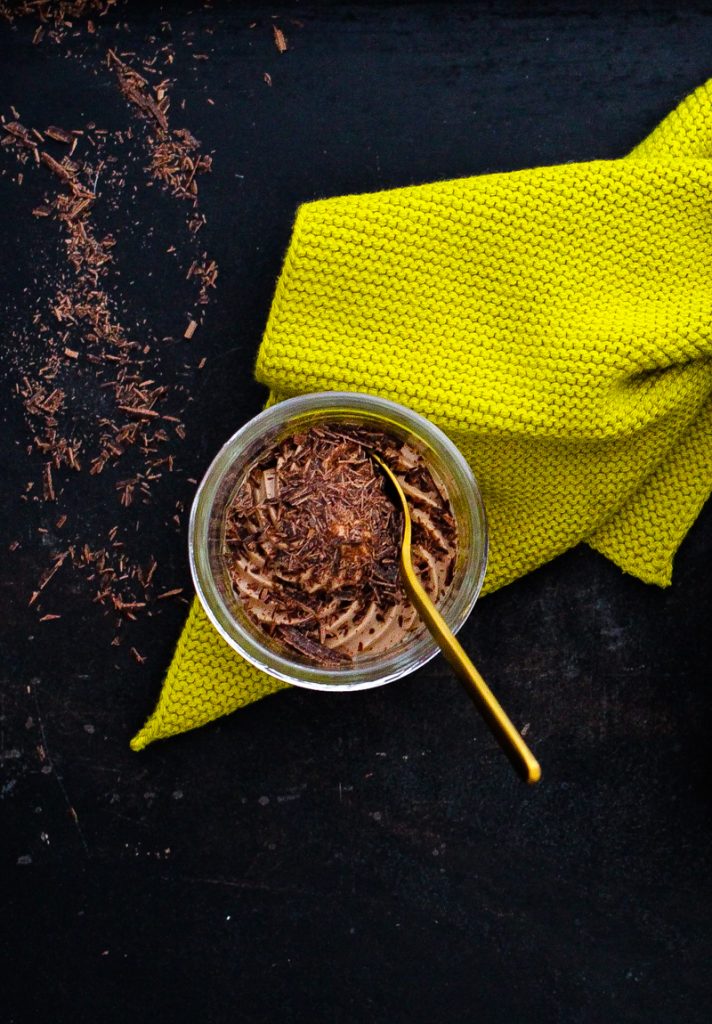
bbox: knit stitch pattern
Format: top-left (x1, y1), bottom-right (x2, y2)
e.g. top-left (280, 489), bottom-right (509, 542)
top-left (131, 81), bottom-right (712, 752)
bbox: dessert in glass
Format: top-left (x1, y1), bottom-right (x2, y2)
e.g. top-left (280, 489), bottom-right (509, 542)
top-left (189, 392), bottom-right (487, 691)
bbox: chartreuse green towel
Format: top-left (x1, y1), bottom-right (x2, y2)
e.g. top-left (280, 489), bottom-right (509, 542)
top-left (131, 80), bottom-right (712, 751)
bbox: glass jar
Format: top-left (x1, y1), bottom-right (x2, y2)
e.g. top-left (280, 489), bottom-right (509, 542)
top-left (189, 391), bottom-right (488, 691)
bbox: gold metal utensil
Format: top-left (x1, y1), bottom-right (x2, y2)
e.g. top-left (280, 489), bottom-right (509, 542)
top-left (373, 454), bottom-right (541, 785)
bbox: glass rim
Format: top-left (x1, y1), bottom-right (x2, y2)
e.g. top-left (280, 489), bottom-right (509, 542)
top-left (189, 391), bottom-right (488, 691)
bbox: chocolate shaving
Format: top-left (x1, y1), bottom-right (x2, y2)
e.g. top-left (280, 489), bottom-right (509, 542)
top-left (108, 50), bottom-right (169, 131)
top-left (40, 149), bottom-right (75, 182)
top-left (272, 26), bottom-right (288, 53)
top-left (278, 626), bottom-right (351, 666)
top-left (42, 463), bottom-right (55, 501)
top-left (1, 15), bottom-right (218, 624)
top-left (28, 550), bottom-right (67, 605)
top-left (45, 125), bottom-right (74, 144)
top-left (0, 2), bottom-right (117, 35)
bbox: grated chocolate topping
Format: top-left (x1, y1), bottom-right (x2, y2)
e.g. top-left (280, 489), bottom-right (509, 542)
top-left (223, 424), bottom-right (458, 667)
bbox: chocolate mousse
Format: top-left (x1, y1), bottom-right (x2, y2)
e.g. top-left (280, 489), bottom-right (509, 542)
top-left (222, 424), bottom-right (457, 666)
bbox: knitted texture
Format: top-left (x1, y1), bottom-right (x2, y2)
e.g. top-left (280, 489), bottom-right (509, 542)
top-left (131, 81), bottom-right (712, 752)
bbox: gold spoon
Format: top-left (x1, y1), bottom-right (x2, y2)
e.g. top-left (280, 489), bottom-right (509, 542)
top-left (373, 454), bottom-right (541, 785)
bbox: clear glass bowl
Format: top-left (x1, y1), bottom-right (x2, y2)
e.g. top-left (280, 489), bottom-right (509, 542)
top-left (189, 391), bottom-right (488, 691)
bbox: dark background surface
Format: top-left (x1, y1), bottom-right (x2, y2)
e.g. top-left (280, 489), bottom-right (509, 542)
top-left (1, 3), bottom-right (712, 1022)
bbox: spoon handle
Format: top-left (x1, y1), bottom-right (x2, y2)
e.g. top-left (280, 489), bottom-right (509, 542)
top-left (404, 569), bottom-right (541, 785)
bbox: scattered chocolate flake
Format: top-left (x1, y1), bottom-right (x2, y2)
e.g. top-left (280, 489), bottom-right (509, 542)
top-left (130, 646), bottom-right (146, 664)
top-left (272, 25), bottom-right (288, 53)
top-left (107, 49), bottom-right (214, 208)
top-left (39, 613), bottom-right (62, 622)
top-left (108, 49), bottom-right (169, 131)
top-left (42, 463), bottom-right (56, 501)
top-left (0, 2), bottom-right (117, 37)
top-left (1, 10), bottom-right (218, 623)
top-left (186, 257), bottom-right (219, 305)
top-left (263, 72), bottom-right (272, 87)
top-left (40, 149), bottom-right (76, 183)
top-left (184, 319), bottom-right (198, 339)
top-left (117, 405), bottom-right (160, 419)
top-left (45, 125), bottom-right (74, 144)
top-left (29, 550), bottom-right (67, 605)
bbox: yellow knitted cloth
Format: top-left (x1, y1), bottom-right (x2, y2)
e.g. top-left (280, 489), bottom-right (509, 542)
top-left (131, 80), bottom-right (712, 751)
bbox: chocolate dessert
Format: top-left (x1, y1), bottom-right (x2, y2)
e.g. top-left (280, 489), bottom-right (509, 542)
top-left (222, 424), bottom-right (457, 666)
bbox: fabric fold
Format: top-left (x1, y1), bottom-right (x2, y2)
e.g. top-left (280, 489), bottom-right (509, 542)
top-left (132, 80), bottom-right (712, 751)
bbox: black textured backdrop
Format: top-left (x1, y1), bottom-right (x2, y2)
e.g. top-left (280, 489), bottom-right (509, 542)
top-left (1, 3), bottom-right (712, 1023)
